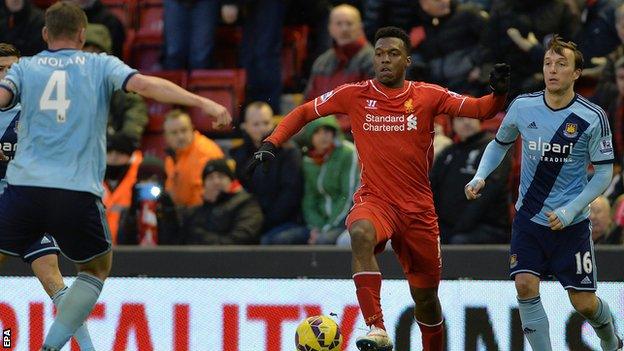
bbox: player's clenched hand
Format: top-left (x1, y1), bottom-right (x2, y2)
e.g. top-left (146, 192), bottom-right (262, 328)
top-left (489, 63), bottom-right (511, 95)
top-left (464, 178), bottom-right (485, 200)
top-left (245, 141), bottom-right (277, 177)
top-left (0, 150), bottom-right (7, 161)
top-left (547, 207), bottom-right (574, 231)
top-left (202, 99), bottom-right (232, 129)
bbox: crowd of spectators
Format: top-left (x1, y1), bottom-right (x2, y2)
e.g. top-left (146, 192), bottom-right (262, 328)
top-left (4, 0), bottom-right (624, 246)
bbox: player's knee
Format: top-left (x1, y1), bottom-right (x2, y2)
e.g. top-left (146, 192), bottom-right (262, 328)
top-left (514, 275), bottom-right (539, 299)
top-left (412, 290), bottom-right (438, 307)
top-left (77, 252), bottom-right (112, 281)
top-left (349, 223), bottom-right (376, 251)
top-left (570, 293), bottom-right (597, 318)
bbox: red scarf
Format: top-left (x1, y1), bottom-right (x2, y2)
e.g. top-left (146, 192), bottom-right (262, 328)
top-left (334, 36), bottom-right (367, 69)
top-left (308, 144), bottom-right (336, 165)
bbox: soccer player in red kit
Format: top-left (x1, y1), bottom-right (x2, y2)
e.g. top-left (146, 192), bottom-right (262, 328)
top-left (248, 26), bottom-right (510, 351)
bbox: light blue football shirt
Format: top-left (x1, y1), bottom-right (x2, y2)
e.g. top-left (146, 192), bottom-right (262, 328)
top-left (495, 91), bottom-right (614, 226)
top-left (0, 49), bottom-right (137, 196)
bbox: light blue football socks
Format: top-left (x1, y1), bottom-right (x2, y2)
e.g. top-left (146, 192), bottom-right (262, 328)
top-left (51, 286), bottom-right (95, 351)
top-left (43, 272), bottom-right (103, 349)
top-left (587, 297), bottom-right (619, 351)
top-left (518, 295), bottom-right (552, 351)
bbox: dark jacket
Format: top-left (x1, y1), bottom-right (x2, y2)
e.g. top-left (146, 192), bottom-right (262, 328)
top-left (430, 131), bottom-right (511, 241)
top-left (117, 184), bottom-right (180, 245)
top-left (0, 1), bottom-right (45, 56)
top-left (362, 0), bottom-right (420, 42)
top-left (108, 90), bottom-right (148, 144)
top-left (229, 133), bottom-right (303, 231)
top-left (84, 0), bottom-right (126, 57)
top-left (479, 0), bottom-right (579, 99)
top-left (411, 1), bottom-right (488, 94)
top-left (575, 0), bottom-right (621, 63)
top-left (181, 189), bottom-right (264, 245)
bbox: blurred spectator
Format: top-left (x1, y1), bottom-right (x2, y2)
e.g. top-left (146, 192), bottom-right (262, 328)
top-left (103, 134), bottom-right (143, 244)
top-left (301, 116), bottom-right (360, 245)
top-left (479, 0), bottom-right (579, 99)
top-left (430, 117), bottom-right (511, 244)
top-left (83, 24), bottom-right (148, 144)
top-left (410, 0), bottom-right (488, 95)
top-left (163, 0), bottom-right (221, 69)
top-left (181, 158), bottom-right (264, 244)
top-left (567, 0), bottom-right (621, 64)
top-left (117, 156), bottom-right (180, 245)
top-left (68, 0), bottom-right (126, 57)
top-left (305, 4), bottom-right (373, 101)
top-left (605, 56), bottom-right (624, 164)
top-left (0, 0), bottom-right (45, 56)
top-left (361, 0), bottom-right (419, 42)
top-left (229, 102), bottom-right (304, 242)
top-left (164, 109), bottom-right (224, 208)
top-left (591, 195), bottom-right (621, 244)
top-left (592, 3), bottom-right (624, 110)
top-left (457, 0), bottom-right (492, 10)
top-left (433, 122), bottom-right (452, 160)
top-left (304, 4), bottom-right (373, 132)
top-left (225, 0), bottom-right (286, 113)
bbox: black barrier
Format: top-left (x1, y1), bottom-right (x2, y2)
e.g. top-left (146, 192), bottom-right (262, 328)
top-left (2, 245), bottom-right (623, 281)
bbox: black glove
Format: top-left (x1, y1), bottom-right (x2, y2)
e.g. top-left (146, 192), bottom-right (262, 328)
top-left (245, 141), bottom-right (277, 178)
top-left (489, 63), bottom-right (511, 95)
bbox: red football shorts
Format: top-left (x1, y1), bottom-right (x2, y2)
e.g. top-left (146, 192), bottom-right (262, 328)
top-left (346, 193), bottom-right (442, 288)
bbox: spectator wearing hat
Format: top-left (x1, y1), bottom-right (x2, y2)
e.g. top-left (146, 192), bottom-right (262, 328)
top-left (301, 116), bottom-right (359, 245)
top-left (103, 134), bottom-right (143, 244)
top-left (180, 158), bottom-right (264, 245)
top-left (83, 24), bottom-right (149, 145)
top-left (117, 156), bottom-right (181, 245)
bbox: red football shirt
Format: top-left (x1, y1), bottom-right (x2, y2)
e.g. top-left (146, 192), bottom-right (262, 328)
top-left (267, 79), bottom-right (505, 214)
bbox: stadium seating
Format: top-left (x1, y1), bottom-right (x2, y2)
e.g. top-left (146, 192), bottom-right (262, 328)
top-left (136, 0), bottom-right (164, 39)
top-left (187, 69), bottom-right (246, 133)
top-left (102, 0), bottom-right (137, 30)
top-left (142, 70), bottom-right (188, 133)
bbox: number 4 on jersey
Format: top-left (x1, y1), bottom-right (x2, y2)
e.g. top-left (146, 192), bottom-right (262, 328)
top-left (39, 70), bottom-right (71, 123)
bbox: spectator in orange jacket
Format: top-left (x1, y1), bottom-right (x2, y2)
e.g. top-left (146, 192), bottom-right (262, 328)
top-left (164, 109), bottom-right (224, 208)
top-left (103, 134), bottom-right (143, 244)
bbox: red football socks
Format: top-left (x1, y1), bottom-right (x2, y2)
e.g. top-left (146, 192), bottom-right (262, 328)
top-left (417, 319), bottom-right (444, 351)
top-left (353, 272), bottom-right (385, 330)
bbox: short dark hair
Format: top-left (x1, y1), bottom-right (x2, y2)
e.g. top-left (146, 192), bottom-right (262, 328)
top-left (45, 1), bottom-right (88, 41)
top-left (374, 26), bottom-right (411, 54)
top-left (0, 43), bottom-right (20, 58)
top-left (546, 34), bottom-right (584, 70)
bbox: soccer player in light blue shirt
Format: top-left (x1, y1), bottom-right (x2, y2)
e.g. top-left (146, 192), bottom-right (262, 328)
top-left (0, 42), bottom-right (96, 350)
top-left (0, 4), bottom-right (231, 351)
top-left (466, 36), bottom-right (621, 351)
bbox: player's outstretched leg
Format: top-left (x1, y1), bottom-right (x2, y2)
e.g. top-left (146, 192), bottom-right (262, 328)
top-left (41, 251), bottom-right (112, 350)
top-left (569, 291), bottom-right (622, 351)
top-left (515, 273), bottom-right (552, 350)
top-left (32, 254), bottom-right (95, 350)
top-left (410, 286), bottom-right (444, 351)
top-left (350, 220), bottom-right (392, 351)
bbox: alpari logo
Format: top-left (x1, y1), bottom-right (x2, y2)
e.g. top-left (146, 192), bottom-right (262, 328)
top-left (406, 114), bottom-right (417, 131)
top-left (528, 137), bottom-right (573, 157)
